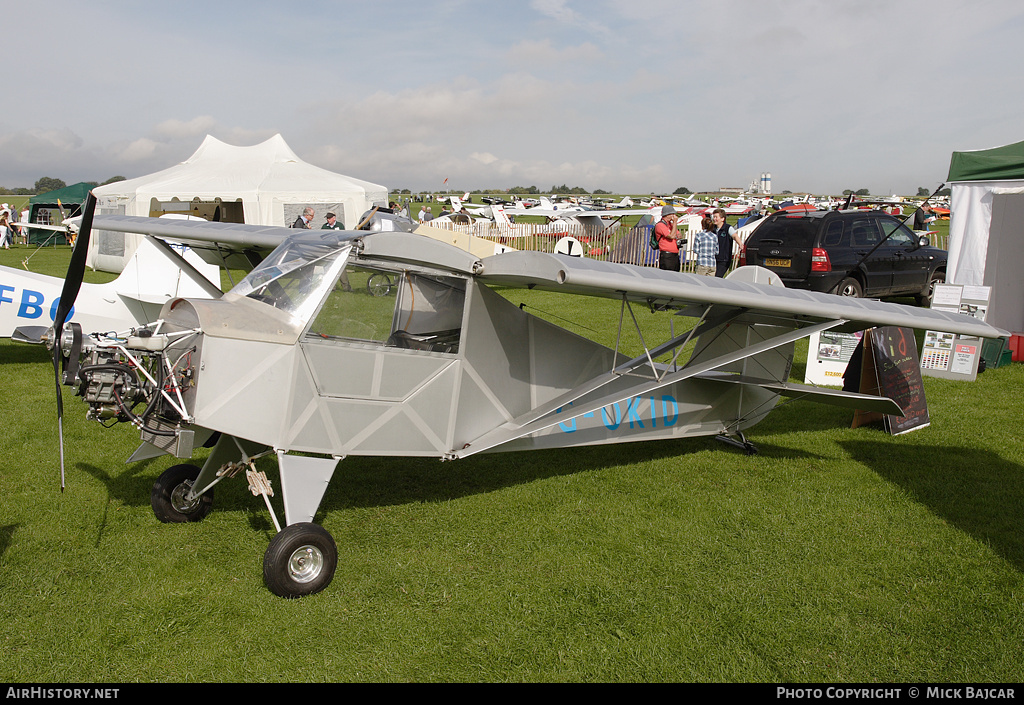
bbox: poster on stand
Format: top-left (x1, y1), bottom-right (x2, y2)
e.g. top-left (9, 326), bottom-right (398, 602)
top-left (920, 284), bottom-right (990, 382)
top-left (805, 330), bottom-right (864, 386)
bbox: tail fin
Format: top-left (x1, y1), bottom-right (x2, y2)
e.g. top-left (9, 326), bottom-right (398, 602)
top-left (490, 204), bottom-right (514, 228)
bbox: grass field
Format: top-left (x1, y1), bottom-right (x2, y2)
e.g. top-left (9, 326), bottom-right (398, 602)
top-left (0, 237), bottom-right (1021, 683)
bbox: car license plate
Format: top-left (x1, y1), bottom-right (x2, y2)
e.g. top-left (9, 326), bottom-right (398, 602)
top-left (764, 258), bottom-right (791, 267)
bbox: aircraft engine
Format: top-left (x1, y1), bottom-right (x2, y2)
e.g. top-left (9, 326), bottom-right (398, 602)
top-left (72, 326), bottom-right (201, 438)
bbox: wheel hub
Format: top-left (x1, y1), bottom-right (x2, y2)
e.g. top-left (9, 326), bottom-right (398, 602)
top-left (287, 545), bottom-right (324, 584)
top-left (170, 480), bottom-right (202, 514)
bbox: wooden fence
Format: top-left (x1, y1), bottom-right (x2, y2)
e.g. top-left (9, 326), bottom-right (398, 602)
top-left (423, 217), bottom-right (738, 272)
top-left (424, 217), bottom-right (951, 273)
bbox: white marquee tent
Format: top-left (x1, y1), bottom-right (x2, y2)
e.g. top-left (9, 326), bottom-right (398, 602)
top-left (947, 139), bottom-right (1024, 335)
top-left (88, 134), bottom-right (388, 271)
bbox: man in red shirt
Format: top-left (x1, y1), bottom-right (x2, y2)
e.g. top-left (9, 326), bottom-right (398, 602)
top-left (654, 205), bottom-right (682, 271)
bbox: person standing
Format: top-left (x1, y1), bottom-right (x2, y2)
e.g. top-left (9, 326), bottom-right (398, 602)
top-left (712, 208), bottom-right (742, 278)
top-left (654, 205), bottom-right (682, 272)
top-left (321, 212), bottom-right (351, 291)
top-left (18, 206), bottom-right (30, 245)
top-left (913, 202), bottom-right (936, 231)
top-left (693, 216), bottom-right (718, 276)
top-left (321, 211), bottom-right (344, 230)
top-left (292, 207), bottom-right (314, 229)
top-left (0, 204), bottom-right (11, 248)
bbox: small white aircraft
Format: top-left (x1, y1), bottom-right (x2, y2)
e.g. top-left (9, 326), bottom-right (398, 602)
top-left (502, 197), bottom-right (586, 219)
top-left (604, 196), bottom-right (635, 209)
top-left (3, 229), bottom-right (220, 343)
top-left (28, 192), bottom-right (1002, 599)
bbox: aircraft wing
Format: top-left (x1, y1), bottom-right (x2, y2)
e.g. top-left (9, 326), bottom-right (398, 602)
top-left (85, 216), bottom-right (1002, 339)
top-left (87, 215), bottom-right (321, 270)
top-left (556, 207), bottom-right (655, 219)
top-left (12, 222), bottom-right (69, 233)
top-left (87, 214), bottom-right (484, 277)
top-left (91, 215), bottom-right (292, 251)
top-left (476, 250), bottom-right (1003, 339)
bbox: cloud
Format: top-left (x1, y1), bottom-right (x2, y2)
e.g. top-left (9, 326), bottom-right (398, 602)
top-left (0, 129), bottom-right (87, 183)
top-left (153, 116), bottom-right (219, 140)
top-left (115, 138), bottom-right (162, 162)
top-left (0, 128), bottom-right (83, 155)
top-left (529, 0), bottom-right (612, 37)
top-left (507, 39), bottom-right (605, 67)
top-left (470, 152), bottom-right (499, 165)
top-left (4, 1), bottom-right (1024, 194)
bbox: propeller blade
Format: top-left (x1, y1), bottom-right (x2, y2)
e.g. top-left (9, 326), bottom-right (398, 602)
top-left (52, 319), bottom-right (66, 493)
top-left (53, 192), bottom-right (95, 334)
top-left (51, 191), bottom-right (96, 492)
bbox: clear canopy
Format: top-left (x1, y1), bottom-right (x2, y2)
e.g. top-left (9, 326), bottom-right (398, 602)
top-left (230, 236), bottom-right (352, 324)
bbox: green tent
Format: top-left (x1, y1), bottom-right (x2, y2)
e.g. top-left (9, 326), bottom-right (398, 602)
top-left (946, 140), bottom-right (1024, 334)
top-left (947, 139), bottom-right (1024, 182)
top-left (24, 182), bottom-right (94, 245)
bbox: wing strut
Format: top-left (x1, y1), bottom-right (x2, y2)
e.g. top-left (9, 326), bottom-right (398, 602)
top-left (144, 235), bottom-right (224, 299)
top-left (453, 317), bottom-right (849, 459)
top-left (611, 298), bottom-right (724, 382)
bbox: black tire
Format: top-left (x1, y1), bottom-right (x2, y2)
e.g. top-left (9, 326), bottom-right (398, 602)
top-left (151, 464), bottom-right (213, 523)
top-left (263, 523), bottom-right (338, 598)
top-left (916, 271), bottom-right (945, 307)
top-left (836, 277), bottom-right (863, 298)
top-left (367, 273), bottom-right (393, 297)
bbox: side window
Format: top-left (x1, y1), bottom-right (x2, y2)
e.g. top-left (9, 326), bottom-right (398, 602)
top-left (878, 218), bottom-right (916, 247)
top-left (306, 266), bottom-right (466, 354)
top-left (390, 273), bottom-right (466, 353)
top-left (850, 219), bottom-right (881, 248)
top-left (821, 220), bottom-right (846, 247)
top-left (307, 266), bottom-right (403, 343)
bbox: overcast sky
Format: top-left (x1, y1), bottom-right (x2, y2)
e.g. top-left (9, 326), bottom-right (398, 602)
top-left (4, 0), bottom-right (1022, 196)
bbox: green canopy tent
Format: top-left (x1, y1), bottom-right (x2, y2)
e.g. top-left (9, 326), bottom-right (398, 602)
top-left (25, 182), bottom-right (93, 245)
top-left (947, 139), bottom-right (1024, 335)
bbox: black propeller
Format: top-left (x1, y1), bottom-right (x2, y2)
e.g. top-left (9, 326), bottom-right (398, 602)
top-left (50, 191), bottom-right (96, 492)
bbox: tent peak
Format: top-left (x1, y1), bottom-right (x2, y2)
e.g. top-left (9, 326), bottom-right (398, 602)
top-left (186, 133), bottom-right (301, 165)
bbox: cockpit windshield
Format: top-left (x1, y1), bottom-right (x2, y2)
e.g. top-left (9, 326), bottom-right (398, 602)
top-left (230, 239), bottom-right (352, 324)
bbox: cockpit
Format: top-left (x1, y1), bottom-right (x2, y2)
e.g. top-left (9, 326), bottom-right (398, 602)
top-left (229, 231), bottom-right (466, 355)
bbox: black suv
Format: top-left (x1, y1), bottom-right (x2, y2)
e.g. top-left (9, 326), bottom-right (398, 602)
top-left (740, 209), bottom-right (946, 305)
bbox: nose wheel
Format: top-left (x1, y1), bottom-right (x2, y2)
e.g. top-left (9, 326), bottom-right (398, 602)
top-left (263, 523), bottom-right (338, 598)
top-left (151, 464), bottom-right (214, 523)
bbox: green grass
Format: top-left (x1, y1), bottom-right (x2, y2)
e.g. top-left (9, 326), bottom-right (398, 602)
top-left (1, 243), bottom-right (1022, 683)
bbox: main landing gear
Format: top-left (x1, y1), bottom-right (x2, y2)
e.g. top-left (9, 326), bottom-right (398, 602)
top-left (263, 523), bottom-right (338, 598)
top-left (149, 455), bottom-right (339, 599)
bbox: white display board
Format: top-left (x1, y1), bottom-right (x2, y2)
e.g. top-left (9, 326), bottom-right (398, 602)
top-left (920, 284), bottom-right (991, 382)
top-left (804, 330), bottom-right (864, 386)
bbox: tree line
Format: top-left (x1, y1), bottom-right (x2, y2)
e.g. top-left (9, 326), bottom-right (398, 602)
top-left (0, 175), bottom-right (127, 196)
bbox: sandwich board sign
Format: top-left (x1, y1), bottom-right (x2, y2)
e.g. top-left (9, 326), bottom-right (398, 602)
top-left (850, 326), bottom-right (930, 435)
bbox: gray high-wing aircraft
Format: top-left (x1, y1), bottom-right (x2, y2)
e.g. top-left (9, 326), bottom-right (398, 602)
top-left (36, 195), bottom-right (1001, 597)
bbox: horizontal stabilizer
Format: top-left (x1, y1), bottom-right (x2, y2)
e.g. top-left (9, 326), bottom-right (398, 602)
top-left (694, 371), bottom-right (904, 416)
